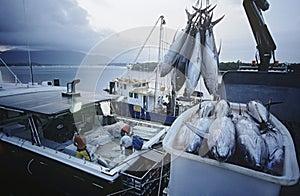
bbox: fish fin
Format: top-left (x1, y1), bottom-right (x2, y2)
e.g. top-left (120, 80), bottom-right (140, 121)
top-left (185, 9), bottom-right (192, 20)
top-left (211, 15), bottom-right (225, 26)
top-left (194, 0), bottom-right (201, 8)
top-left (192, 6), bottom-right (200, 12)
top-left (183, 122), bottom-right (208, 138)
top-left (265, 98), bottom-right (283, 110)
top-left (218, 39), bottom-right (222, 56)
top-left (185, 9), bottom-right (197, 21)
top-left (207, 4), bottom-right (217, 14)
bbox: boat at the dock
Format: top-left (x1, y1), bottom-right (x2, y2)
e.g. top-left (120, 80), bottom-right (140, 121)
top-left (1, 0), bottom-right (299, 195)
top-left (0, 75), bottom-right (170, 195)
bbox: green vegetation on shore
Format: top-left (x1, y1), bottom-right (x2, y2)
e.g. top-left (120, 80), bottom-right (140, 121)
top-left (130, 61), bottom-right (298, 72)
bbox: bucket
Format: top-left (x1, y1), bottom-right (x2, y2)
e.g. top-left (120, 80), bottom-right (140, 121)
top-left (163, 102), bottom-right (299, 196)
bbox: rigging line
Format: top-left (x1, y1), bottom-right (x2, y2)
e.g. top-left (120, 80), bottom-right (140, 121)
top-left (22, 0), bottom-right (34, 84)
top-left (132, 16), bottom-right (164, 64)
top-left (0, 57), bottom-right (22, 84)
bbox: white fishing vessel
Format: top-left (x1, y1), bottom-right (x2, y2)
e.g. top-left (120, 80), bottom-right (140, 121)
top-left (107, 12), bottom-right (213, 126)
top-left (0, 65), bottom-right (170, 195)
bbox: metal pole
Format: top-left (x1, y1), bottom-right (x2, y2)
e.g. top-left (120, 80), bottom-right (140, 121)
top-left (155, 16), bottom-right (165, 109)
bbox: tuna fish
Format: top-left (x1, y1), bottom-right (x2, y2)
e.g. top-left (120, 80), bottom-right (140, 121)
top-left (185, 26), bottom-right (202, 97)
top-left (262, 127), bottom-right (284, 175)
top-left (235, 116), bottom-right (268, 170)
top-left (159, 9), bottom-right (196, 77)
top-left (184, 4), bottom-right (216, 97)
top-left (214, 99), bottom-right (231, 118)
top-left (185, 101), bottom-right (215, 154)
top-left (185, 117), bottom-right (213, 154)
top-left (199, 101), bottom-right (215, 118)
top-left (201, 13), bottom-right (224, 97)
top-left (172, 26), bottom-right (197, 91)
top-left (246, 100), bottom-right (270, 125)
top-left (207, 116), bottom-right (236, 162)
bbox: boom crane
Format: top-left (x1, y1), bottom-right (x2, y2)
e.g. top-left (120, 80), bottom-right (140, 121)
top-left (243, 0), bottom-right (276, 71)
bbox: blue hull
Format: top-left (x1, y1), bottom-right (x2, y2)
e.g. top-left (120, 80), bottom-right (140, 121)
top-left (128, 105), bottom-right (176, 126)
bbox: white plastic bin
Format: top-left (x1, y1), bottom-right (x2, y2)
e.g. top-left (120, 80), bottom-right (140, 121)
top-left (163, 102), bottom-right (299, 196)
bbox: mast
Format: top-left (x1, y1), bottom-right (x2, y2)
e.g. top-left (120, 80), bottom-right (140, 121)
top-left (154, 16), bottom-right (166, 109)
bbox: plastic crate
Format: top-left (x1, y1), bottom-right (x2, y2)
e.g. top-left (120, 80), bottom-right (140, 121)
top-left (121, 150), bottom-right (170, 196)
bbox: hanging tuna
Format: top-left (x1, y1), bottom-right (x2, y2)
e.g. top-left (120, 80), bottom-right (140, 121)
top-left (159, 2), bottom-right (224, 98)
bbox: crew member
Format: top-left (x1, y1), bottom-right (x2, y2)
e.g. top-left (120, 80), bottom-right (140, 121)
top-left (120, 124), bottom-right (133, 155)
top-left (73, 130), bottom-right (91, 161)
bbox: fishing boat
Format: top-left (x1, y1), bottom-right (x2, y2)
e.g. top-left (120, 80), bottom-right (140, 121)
top-left (0, 68), bottom-right (170, 195)
top-left (107, 12), bottom-right (213, 126)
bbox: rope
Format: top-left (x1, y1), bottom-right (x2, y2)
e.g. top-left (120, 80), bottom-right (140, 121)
top-left (133, 16), bottom-right (165, 64)
top-left (0, 57), bottom-right (22, 84)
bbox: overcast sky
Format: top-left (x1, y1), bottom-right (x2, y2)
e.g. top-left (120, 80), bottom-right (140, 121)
top-left (0, 0), bottom-right (299, 63)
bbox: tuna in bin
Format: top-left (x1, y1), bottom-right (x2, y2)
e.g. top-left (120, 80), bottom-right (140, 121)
top-left (183, 99), bottom-right (285, 175)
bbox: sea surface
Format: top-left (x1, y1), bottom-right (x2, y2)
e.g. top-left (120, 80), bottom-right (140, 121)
top-left (0, 65), bottom-right (127, 92)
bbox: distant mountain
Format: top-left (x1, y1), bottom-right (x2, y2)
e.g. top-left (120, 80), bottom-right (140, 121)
top-left (0, 49), bottom-right (86, 65)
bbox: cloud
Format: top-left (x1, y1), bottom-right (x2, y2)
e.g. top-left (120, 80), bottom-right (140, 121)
top-left (0, 0), bottom-right (104, 52)
top-left (0, 0), bottom-right (299, 63)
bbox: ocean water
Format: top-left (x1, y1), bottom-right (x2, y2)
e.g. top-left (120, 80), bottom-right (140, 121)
top-left (0, 65), bottom-right (127, 92)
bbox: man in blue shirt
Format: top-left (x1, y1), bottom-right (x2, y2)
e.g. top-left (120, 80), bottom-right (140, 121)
top-left (120, 124), bottom-right (133, 155)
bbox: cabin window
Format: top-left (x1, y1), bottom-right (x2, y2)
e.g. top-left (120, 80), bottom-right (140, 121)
top-left (0, 108), bottom-right (26, 125)
top-left (134, 93), bottom-right (138, 99)
top-left (124, 84), bottom-right (127, 90)
top-left (129, 92), bottom-right (133, 98)
top-left (0, 109), bottom-right (32, 141)
top-left (43, 113), bottom-right (75, 143)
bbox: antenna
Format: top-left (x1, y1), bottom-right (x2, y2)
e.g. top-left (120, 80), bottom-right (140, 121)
top-left (23, 0), bottom-right (34, 85)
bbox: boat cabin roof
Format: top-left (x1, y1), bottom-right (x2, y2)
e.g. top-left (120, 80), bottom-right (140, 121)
top-left (114, 78), bottom-right (148, 86)
top-left (0, 88), bottom-right (113, 116)
top-left (130, 87), bottom-right (155, 96)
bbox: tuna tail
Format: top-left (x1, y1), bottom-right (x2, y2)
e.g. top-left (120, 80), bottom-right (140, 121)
top-left (207, 4), bottom-right (217, 14)
top-left (211, 15), bottom-right (225, 27)
top-left (185, 8), bottom-right (198, 22)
